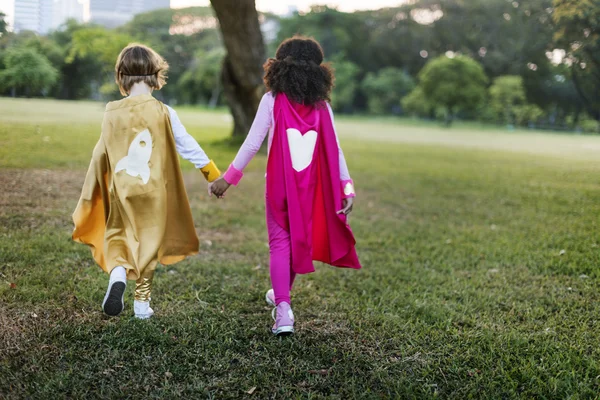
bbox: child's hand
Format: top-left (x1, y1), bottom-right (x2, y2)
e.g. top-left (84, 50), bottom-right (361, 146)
top-left (337, 198), bottom-right (354, 215)
top-left (210, 178), bottom-right (231, 198)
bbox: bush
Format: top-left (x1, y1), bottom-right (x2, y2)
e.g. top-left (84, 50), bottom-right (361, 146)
top-left (418, 55), bottom-right (488, 125)
top-left (361, 67), bottom-right (414, 115)
top-left (514, 104), bottom-right (545, 127)
top-left (489, 76), bottom-right (526, 125)
top-left (330, 54), bottom-right (361, 113)
top-left (402, 87), bottom-right (432, 117)
top-left (580, 118), bottom-right (600, 133)
top-left (0, 46), bottom-right (59, 96)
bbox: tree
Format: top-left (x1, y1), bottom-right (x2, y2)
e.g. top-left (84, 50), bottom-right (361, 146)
top-left (67, 26), bottom-right (134, 98)
top-left (330, 54), bottom-right (361, 113)
top-left (210, 0), bottom-right (266, 138)
top-left (0, 47), bottom-right (59, 96)
top-left (402, 87), bottom-right (434, 118)
top-left (553, 0), bottom-right (600, 121)
top-left (122, 7), bottom-right (222, 103)
top-left (0, 12), bottom-right (8, 35)
top-left (177, 47), bottom-right (225, 106)
top-left (48, 20), bottom-right (105, 100)
top-left (489, 76), bottom-right (526, 125)
top-left (514, 104), bottom-right (545, 127)
top-left (418, 55), bottom-right (488, 125)
top-left (276, 7), bottom-right (368, 67)
top-left (361, 67), bottom-right (415, 115)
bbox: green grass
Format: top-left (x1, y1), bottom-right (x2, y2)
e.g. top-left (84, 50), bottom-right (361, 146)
top-left (2, 97), bottom-right (600, 398)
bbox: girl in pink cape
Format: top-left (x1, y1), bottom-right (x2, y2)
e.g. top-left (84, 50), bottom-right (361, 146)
top-left (211, 36), bottom-right (361, 336)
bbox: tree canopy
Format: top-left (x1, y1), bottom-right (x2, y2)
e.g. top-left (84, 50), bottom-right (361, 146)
top-left (0, 47), bottom-right (59, 96)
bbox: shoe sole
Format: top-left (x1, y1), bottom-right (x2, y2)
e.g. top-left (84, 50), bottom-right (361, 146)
top-left (102, 282), bottom-right (126, 316)
top-left (273, 325), bottom-right (294, 336)
top-left (134, 313), bottom-right (153, 320)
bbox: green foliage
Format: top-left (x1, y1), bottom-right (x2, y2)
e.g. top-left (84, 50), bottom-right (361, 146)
top-left (418, 55), bottom-right (488, 124)
top-left (361, 67), bottom-right (414, 115)
top-left (121, 7), bottom-right (222, 103)
top-left (275, 7), bottom-right (365, 62)
top-left (330, 54), bottom-right (361, 112)
top-left (553, 0), bottom-right (600, 120)
top-left (579, 117), bottom-right (600, 133)
top-left (0, 0), bottom-right (595, 127)
top-left (0, 11), bottom-right (8, 35)
top-left (177, 47), bottom-right (225, 106)
top-left (46, 20), bottom-right (105, 100)
top-left (0, 47), bottom-right (59, 96)
top-left (401, 86), bottom-right (433, 118)
top-left (489, 76), bottom-right (526, 124)
top-left (514, 104), bottom-right (545, 126)
top-left (67, 27), bottom-right (134, 69)
top-left (66, 27), bottom-right (134, 98)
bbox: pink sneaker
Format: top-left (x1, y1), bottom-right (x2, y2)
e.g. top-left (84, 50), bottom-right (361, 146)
top-left (271, 302), bottom-right (294, 336)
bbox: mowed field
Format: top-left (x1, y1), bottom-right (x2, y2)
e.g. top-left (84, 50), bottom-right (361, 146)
top-left (2, 97), bottom-right (600, 399)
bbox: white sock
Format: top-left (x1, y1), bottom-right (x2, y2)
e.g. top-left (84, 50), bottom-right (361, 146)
top-left (109, 266), bottom-right (127, 284)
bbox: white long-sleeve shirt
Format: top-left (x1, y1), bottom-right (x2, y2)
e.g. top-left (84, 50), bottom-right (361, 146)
top-left (166, 105), bottom-right (211, 169)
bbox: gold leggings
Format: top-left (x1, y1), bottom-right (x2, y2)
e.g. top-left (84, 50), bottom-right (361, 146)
top-left (134, 263), bottom-right (157, 302)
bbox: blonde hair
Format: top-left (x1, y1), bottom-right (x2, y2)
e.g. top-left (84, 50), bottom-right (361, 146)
top-left (115, 43), bottom-right (169, 96)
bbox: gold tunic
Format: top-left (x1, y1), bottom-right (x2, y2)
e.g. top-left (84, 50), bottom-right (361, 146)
top-left (72, 94), bottom-right (202, 281)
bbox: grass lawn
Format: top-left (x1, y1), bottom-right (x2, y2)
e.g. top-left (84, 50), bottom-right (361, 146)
top-left (2, 97), bottom-right (600, 399)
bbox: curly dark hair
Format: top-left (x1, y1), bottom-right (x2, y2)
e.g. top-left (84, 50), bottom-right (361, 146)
top-left (263, 36), bottom-right (334, 106)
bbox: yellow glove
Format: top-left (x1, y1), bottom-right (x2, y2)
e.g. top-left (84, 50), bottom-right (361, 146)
top-left (200, 160), bottom-right (221, 182)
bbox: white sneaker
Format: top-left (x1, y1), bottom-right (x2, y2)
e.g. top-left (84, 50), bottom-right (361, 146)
top-left (134, 300), bottom-right (154, 319)
top-left (102, 266), bottom-right (126, 316)
top-left (265, 289), bottom-right (276, 307)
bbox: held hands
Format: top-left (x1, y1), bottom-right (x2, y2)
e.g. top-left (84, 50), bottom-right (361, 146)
top-left (337, 197), bottom-right (354, 216)
top-left (208, 177), bottom-right (354, 215)
top-left (209, 177), bottom-right (231, 198)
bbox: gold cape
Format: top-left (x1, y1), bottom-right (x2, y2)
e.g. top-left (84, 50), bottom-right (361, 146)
top-left (72, 94), bottom-right (200, 280)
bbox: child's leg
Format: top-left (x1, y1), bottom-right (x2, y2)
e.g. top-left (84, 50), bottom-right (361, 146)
top-left (133, 261), bottom-right (157, 319)
top-left (266, 202), bottom-right (295, 305)
top-left (135, 261), bottom-right (157, 302)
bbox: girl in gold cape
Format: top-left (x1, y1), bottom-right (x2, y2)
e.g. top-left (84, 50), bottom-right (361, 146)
top-left (72, 44), bottom-right (221, 319)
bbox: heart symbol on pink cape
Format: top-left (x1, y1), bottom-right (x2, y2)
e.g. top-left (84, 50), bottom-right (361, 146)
top-left (286, 128), bottom-right (318, 172)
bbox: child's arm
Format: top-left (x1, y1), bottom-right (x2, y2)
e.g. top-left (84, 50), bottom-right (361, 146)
top-left (167, 106), bottom-right (221, 182)
top-left (327, 104), bottom-right (356, 203)
top-left (211, 93), bottom-right (273, 196)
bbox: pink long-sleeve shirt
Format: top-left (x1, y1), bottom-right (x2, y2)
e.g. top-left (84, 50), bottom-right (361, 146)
top-left (223, 92), bottom-right (354, 197)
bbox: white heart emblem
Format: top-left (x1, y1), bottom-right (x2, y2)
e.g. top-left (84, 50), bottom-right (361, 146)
top-left (286, 128), bottom-right (317, 172)
top-left (115, 129), bottom-right (153, 184)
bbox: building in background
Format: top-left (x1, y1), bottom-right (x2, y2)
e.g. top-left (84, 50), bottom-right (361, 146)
top-left (88, 0), bottom-right (170, 28)
top-left (12, 0), bottom-right (83, 34)
top-left (52, 0), bottom-right (84, 30)
top-left (13, 0), bottom-right (50, 33)
top-left (11, 0), bottom-right (169, 33)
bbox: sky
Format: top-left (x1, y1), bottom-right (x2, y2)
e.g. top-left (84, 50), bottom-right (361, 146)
top-left (0, 0), bottom-right (404, 28)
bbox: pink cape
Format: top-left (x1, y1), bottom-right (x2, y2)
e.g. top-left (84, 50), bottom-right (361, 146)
top-left (266, 94), bottom-right (361, 274)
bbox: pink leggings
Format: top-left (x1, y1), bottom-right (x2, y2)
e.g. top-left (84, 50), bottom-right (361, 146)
top-left (266, 200), bottom-right (296, 305)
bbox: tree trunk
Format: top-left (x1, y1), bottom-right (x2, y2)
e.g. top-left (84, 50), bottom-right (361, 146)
top-left (210, 0), bottom-right (266, 138)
